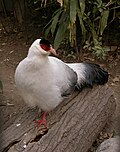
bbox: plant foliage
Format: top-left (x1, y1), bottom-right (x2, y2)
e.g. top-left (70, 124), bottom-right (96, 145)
top-left (45, 0), bottom-right (120, 57)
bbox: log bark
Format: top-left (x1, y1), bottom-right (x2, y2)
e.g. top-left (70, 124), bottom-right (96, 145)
top-left (0, 85), bottom-right (116, 152)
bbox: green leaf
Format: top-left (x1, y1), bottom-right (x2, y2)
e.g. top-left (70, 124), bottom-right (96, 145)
top-left (34, 0), bottom-right (39, 4)
top-left (70, 0), bottom-right (77, 23)
top-left (94, 16), bottom-right (101, 21)
top-left (69, 23), bottom-right (76, 47)
top-left (77, 7), bottom-right (86, 40)
top-left (100, 10), bottom-right (109, 35)
top-left (64, 0), bottom-right (69, 9)
top-left (44, 24), bottom-right (51, 36)
top-left (117, 0), bottom-right (120, 5)
top-left (80, 0), bottom-right (85, 16)
top-left (44, 18), bottom-right (53, 36)
top-left (53, 7), bottom-right (63, 16)
top-left (54, 22), bottom-right (67, 49)
top-left (96, 0), bottom-right (102, 8)
top-left (59, 9), bottom-right (68, 23)
top-left (51, 9), bottom-right (63, 35)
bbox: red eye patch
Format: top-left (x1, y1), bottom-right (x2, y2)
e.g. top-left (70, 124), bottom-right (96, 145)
top-left (40, 44), bottom-right (50, 51)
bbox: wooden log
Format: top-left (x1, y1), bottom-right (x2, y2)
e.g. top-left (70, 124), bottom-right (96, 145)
top-left (0, 85), bottom-right (116, 152)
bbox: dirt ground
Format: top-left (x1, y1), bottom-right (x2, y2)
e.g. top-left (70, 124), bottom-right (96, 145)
top-left (0, 18), bottom-right (120, 150)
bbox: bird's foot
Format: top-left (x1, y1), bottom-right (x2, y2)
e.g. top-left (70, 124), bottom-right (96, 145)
top-left (35, 112), bottom-right (48, 128)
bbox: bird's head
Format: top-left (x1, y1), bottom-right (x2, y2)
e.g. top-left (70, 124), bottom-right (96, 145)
top-left (28, 38), bottom-right (57, 57)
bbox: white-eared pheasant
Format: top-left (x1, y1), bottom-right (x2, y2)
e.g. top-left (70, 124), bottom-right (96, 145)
top-left (15, 38), bottom-right (108, 127)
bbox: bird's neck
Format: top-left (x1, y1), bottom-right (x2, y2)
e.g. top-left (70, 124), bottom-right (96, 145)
top-left (27, 51), bottom-right (49, 65)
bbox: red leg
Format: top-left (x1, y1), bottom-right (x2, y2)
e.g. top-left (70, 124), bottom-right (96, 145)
top-left (35, 112), bottom-right (48, 128)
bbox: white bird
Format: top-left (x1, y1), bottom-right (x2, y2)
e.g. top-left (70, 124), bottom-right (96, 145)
top-left (15, 38), bottom-right (108, 127)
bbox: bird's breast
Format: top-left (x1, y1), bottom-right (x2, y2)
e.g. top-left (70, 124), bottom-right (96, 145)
top-left (15, 59), bottom-right (63, 111)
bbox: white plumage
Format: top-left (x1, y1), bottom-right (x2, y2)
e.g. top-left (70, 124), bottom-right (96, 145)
top-left (15, 38), bottom-right (108, 113)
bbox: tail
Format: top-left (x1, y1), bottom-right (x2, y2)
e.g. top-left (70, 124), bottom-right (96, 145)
top-left (66, 62), bottom-right (108, 90)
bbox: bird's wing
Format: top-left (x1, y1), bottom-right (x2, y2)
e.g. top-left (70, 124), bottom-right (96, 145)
top-left (67, 62), bottom-right (108, 90)
top-left (49, 57), bottom-right (77, 97)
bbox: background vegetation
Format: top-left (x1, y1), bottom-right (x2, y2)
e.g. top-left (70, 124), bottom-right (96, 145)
top-left (0, 0), bottom-right (120, 58)
top-left (44, 0), bottom-right (120, 58)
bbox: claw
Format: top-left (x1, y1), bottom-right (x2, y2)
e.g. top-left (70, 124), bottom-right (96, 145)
top-left (34, 112), bottom-right (48, 128)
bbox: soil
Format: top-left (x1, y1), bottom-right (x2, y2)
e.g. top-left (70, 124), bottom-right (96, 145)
top-left (0, 16), bottom-right (120, 150)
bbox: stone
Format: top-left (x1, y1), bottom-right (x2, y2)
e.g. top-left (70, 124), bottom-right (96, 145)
top-left (96, 136), bottom-right (120, 152)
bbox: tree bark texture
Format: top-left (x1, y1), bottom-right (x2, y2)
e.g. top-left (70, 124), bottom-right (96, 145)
top-left (13, 0), bottom-right (25, 24)
top-left (0, 85), bottom-right (116, 152)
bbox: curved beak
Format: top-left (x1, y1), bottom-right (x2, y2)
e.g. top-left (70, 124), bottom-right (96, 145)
top-left (49, 47), bottom-right (58, 56)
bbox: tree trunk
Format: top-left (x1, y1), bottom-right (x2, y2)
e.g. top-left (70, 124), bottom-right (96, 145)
top-left (13, 0), bottom-right (25, 24)
top-left (0, 85), bottom-right (116, 152)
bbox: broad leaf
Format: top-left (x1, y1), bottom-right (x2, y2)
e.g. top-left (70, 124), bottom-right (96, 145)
top-left (59, 9), bottom-right (68, 23)
top-left (64, 0), bottom-right (69, 8)
top-left (44, 24), bottom-right (52, 36)
top-left (117, 0), bottom-right (120, 5)
top-left (44, 8), bottom-right (63, 36)
top-left (70, 0), bottom-right (77, 23)
top-left (69, 23), bottom-right (76, 47)
top-left (44, 17), bottom-right (53, 36)
top-left (77, 7), bottom-right (86, 40)
top-left (79, 0), bottom-right (85, 16)
top-left (53, 7), bottom-right (63, 16)
top-left (54, 22), bottom-right (67, 49)
top-left (51, 9), bottom-right (63, 35)
top-left (100, 10), bottom-right (109, 35)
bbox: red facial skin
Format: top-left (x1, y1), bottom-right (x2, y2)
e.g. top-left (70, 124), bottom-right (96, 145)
top-left (40, 44), bottom-right (50, 52)
top-left (40, 44), bottom-right (58, 56)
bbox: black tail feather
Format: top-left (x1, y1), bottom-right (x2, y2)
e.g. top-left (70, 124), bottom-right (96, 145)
top-left (76, 63), bottom-right (108, 90)
top-left (94, 67), bottom-right (108, 85)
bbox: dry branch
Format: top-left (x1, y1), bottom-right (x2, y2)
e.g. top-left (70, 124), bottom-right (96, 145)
top-left (0, 85), bottom-right (116, 152)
